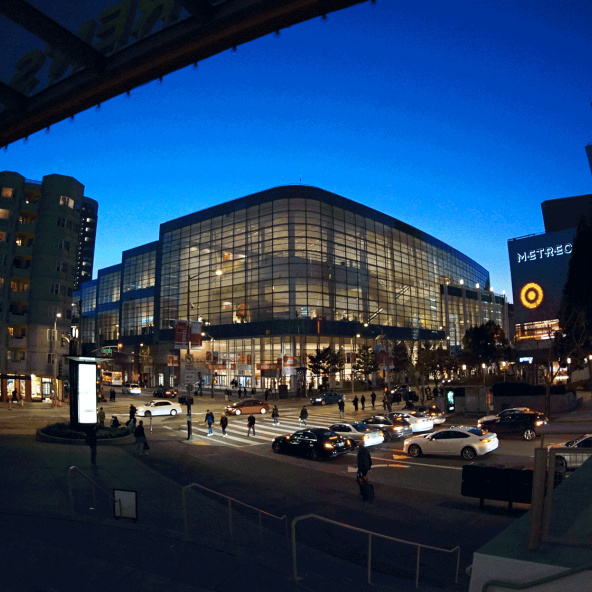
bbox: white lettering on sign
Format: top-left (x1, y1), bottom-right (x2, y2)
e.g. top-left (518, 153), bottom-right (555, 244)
top-left (517, 244), bottom-right (572, 263)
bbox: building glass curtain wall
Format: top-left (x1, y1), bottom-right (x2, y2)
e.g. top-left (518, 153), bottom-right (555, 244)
top-left (80, 186), bottom-right (508, 389)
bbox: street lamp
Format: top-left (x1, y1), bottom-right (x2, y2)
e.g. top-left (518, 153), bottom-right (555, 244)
top-left (567, 357), bottom-right (571, 383)
top-left (481, 362), bottom-right (487, 385)
top-left (184, 268), bottom-right (222, 441)
top-left (54, 313), bottom-right (62, 406)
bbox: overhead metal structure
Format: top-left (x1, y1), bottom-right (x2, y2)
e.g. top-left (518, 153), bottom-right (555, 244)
top-left (0, 0), bottom-right (369, 148)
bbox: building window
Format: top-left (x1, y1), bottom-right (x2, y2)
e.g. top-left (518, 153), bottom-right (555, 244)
top-left (57, 217), bottom-right (67, 227)
top-left (7, 351), bottom-right (12, 361)
top-left (59, 196), bottom-right (74, 209)
top-left (47, 353), bottom-right (55, 364)
top-left (0, 209), bottom-right (10, 219)
top-left (55, 261), bottom-right (68, 273)
top-left (0, 232), bottom-right (6, 242)
top-left (50, 283), bottom-right (60, 294)
top-left (54, 238), bottom-right (70, 251)
top-left (1, 187), bottom-right (13, 198)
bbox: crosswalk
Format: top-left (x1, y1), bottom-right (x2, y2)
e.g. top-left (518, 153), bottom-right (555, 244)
top-left (163, 409), bottom-right (355, 448)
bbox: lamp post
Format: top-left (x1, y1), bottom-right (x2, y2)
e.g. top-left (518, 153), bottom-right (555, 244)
top-left (184, 268), bottom-right (221, 441)
top-left (482, 363), bottom-right (487, 385)
top-left (351, 334), bottom-right (360, 396)
top-left (54, 312), bottom-right (62, 407)
top-left (567, 357), bottom-right (571, 384)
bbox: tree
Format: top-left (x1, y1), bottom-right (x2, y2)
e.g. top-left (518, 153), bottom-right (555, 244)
top-left (354, 344), bottom-right (379, 383)
top-left (307, 346), bottom-right (345, 388)
top-left (462, 320), bottom-right (509, 370)
top-left (390, 341), bottom-right (410, 384)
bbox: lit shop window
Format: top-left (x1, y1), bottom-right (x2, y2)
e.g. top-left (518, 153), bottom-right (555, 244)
top-left (1, 187), bottom-right (13, 198)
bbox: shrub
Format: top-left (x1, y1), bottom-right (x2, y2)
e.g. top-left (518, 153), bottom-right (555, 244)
top-left (41, 422), bottom-right (130, 439)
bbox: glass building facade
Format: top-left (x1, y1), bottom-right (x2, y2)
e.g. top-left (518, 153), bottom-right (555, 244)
top-left (78, 186), bottom-right (508, 389)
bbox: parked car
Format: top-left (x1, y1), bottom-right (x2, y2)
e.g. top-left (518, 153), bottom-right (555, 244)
top-left (403, 426), bottom-right (499, 460)
top-left (309, 391), bottom-right (343, 405)
top-left (136, 400), bottom-right (182, 417)
top-left (122, 383), bottom-right (141, 394)
top-left (153, 387), bottom-right (178, 398)
top-left (388, 411), bottom-right (434, 432)
top-left (360, 415), bottom-right (413, 441)
top-left (548, 434), bottom-right (592, 471)
top-left (272, 428), bottom-right (355, 460)
top-left (478, 408), bottom-right (548, 441)
top-left (224, 398), bottom-right (270, 416)
top-left (328, 423), bottom-right (384, 448)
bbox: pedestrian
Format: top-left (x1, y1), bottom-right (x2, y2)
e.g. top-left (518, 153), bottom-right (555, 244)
top-left (353, 395), bottom-right (359, 412)
top-left (357, 441), bottom-right (373, 477)
top-left (271, 405), bottom-right (280, 425)
top-left (110, 415), bottom-right (120, 429)
top-left (85, 425), bottom-right (98, 466)
top-left (425, 385), bottom-right (431, 400)
top-left (205, 409), bottom-right (214, 435)
top-left (265, 388), bottom-right (269, 401)
top-left (338, 397), bottom-right (345, 419)
top-left (299, 405), bottom-right (308, 426)
top-left (12, 389), bottom-right (18, 404)
top-left (110, 388), bottom-right (116, 401)
top-left (129, 403), bottom-right (136, 422)
top-left (134, 420), bottom-right (148, 454)
top-left (360, 394), bottom-right (366, 410)
top-left (100, 387), bottom-right (105, 402)
top-left (247, 413), bottom-right (256, 436)
top-left (220, 413), bottom-right (228, 437)
top-left (387, 396), bottom-right (392, 412)
top-left (371, 391), bottom-right (376, 409)
top-left (98, 407), bottom-right (106, 428)
top-left (251, 387), bottom-right (256, 396)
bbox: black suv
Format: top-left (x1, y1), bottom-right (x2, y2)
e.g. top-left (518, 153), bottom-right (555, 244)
top-left (477, 408), bottom-right (548, 441)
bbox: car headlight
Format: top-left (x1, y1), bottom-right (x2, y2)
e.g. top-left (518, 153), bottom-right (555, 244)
top-left (324, 442), bottom-right (334, 449)
top-left (535, 420), bottom-right (543, 426)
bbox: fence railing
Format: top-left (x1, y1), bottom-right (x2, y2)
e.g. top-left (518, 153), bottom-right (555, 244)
top-left (68, 465), bottom-right (122, 516)
top-left (181, 482), bottom-right (288, 542)
top-left (291, 513), bottom-right (460, 589)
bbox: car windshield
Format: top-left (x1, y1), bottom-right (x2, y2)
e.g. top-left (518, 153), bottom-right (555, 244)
top-left (351, 423), bottom-right (371, 431)
top-left (315, 430), bottom-right (338, 438)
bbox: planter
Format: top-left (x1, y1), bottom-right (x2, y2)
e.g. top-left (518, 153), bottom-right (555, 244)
top-left (35, 428), bottom-right (135, 445)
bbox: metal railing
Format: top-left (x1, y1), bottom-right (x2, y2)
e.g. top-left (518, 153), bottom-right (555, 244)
top-left (181, 482), bottom-right (288, 542)
top-left (68, 465), bottom-right (122, 516)
top-left (291, 513), bottom-right (460, 589)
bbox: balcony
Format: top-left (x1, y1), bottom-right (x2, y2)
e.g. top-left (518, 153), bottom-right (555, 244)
top-left (14, 244), bottom-right (33, 256)
top-left (8, 336), bottom-right (27, 348)
top-left (18, 223), bottom-right (35, 233)
top-left (10, 289), bottom-right (29, 300)
top-left (12, 266), bottom-right (31, 279)
top-left (8, 311), bottom-right (28, 323)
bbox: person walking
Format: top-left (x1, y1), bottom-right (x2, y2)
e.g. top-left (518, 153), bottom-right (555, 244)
top-left (247, 413), bottom-right (256, 436)
top-left (271, 405), bottom-right (280, 425)
top-left (352, 395), bottom-right (359, 412)
top-left (86, 425), bottom-right (98, 466)
top-left (360, 394), bottom-right (366, 410)
top-left (110, 388), bottom-right (116, 402)
top-left (205, 409), bottom-right (215, 436)
top-left (371, 391), bottom-right (376, 410)
top-left (357, 441), bottom-right (373, 477)
top-left (134, 420), bottom-right (148, 454)
top-left (220, 413), bottom-right (228, 437)
top-left (338, 397), bottom-right (345, 419)
top-left (299, 405), bottom-right (308, 426)
top-left (129, 403), bottom-right (136, 422)
top-left (265, 388), bottom-right (270, 401)
top-left (382, 395), bottom-right (387, 410)
top-left (98, 407), bottom-right (106, 428)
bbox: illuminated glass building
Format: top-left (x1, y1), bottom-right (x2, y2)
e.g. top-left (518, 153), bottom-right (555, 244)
top-left (79, 186), bottom-right (508, 389)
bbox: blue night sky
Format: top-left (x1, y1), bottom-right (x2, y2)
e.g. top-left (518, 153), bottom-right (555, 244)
top-left (2, 1), bottom-right (591, 303)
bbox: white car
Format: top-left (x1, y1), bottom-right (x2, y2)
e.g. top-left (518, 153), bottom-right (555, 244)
top-left (388, 411), bottom-right (433, 432)
top-left (123, 383), bottom-right (141, 394)
top-left (136, 400), bottom-right (182, 417)
top-left (403, 426), bottom-right (498, 460)
top-left (328, 423), bottom-right (384, 447)
top-left (548, 434), bottom-right (592, 471)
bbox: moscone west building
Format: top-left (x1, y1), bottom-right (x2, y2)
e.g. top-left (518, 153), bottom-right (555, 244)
top-left (78, 185), bottom-right (509, 391)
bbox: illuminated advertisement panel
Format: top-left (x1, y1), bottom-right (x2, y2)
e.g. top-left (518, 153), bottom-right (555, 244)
top-left (78, 363), bottom-right (98, 425)
top-left (508, 228), bottom-right (576, 325)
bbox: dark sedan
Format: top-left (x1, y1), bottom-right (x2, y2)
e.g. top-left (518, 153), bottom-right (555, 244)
top-left (272, 428), bottom-right (355, 461)
top-left (153, 387), bottom-right (178, 398)
top-left (360, 415), bottom-right (413, 441)
top-left (478, 408), bottom-right (548, 441)
top-left (309, 391), bottom-right (343, 405)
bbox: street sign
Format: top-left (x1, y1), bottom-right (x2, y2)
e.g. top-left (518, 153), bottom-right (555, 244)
top-left (101, 348), bottom-right (112, 354)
